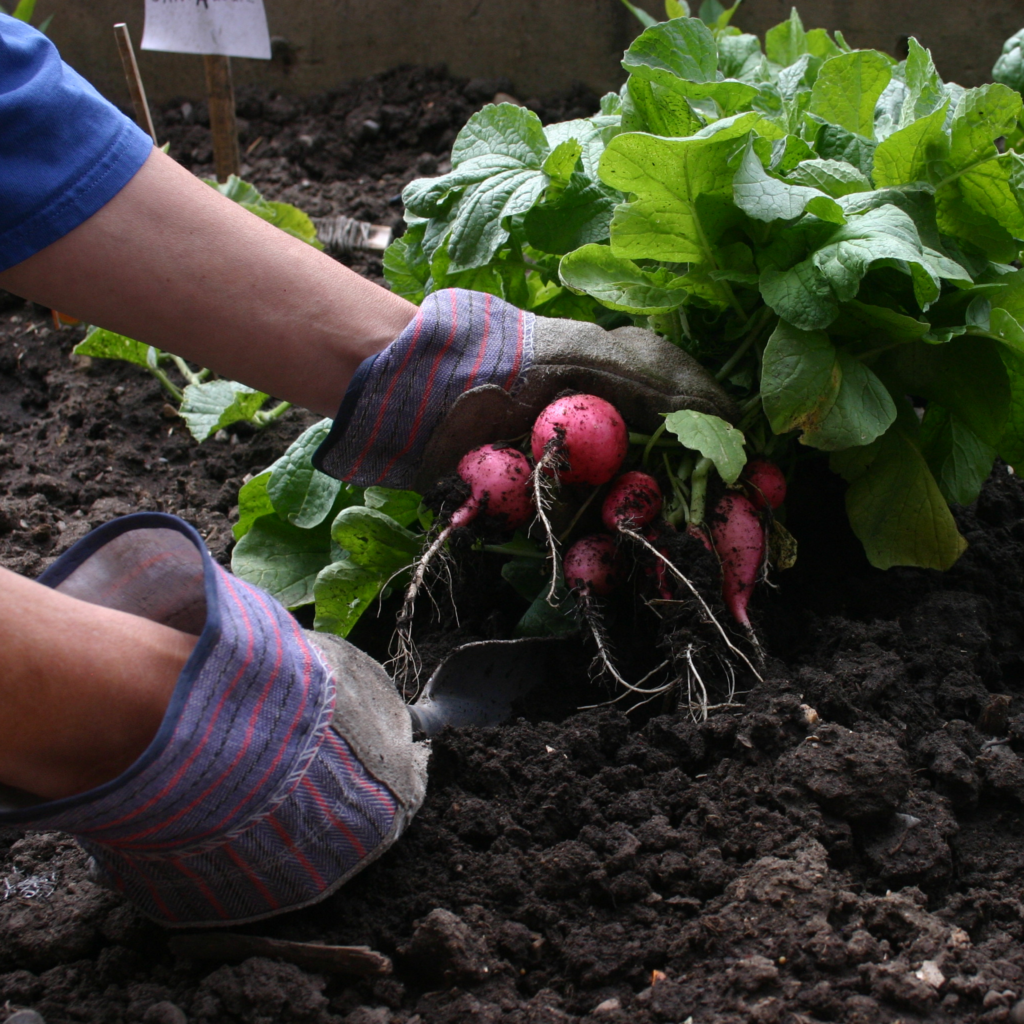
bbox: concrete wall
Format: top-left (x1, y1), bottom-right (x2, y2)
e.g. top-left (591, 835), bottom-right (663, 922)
top-left (37, 0), bottom-right (1024, 108)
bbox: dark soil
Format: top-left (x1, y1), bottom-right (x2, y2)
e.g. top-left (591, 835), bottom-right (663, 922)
top-left (4, 70), bottom-right (1024, 1024)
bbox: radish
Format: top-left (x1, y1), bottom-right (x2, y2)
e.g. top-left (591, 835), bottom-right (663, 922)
top-left (601, 471), bottom-right (671, 598)
top-left (451, 444), bottom-right (534, 529)
top-left (563, 534), bottom-right (623, 596)
top-left (395, 444), bottom-right (533, 685)
top-left (531, 394), bottom-right (629, 486)
top-left (687, 522), bottom-right (713, 552)
top-left (563, 533), bottom-right (673, 697)
top-left (601, 471), bottom-right (662, 532)
top-left (530, 394), bottom-right (629, 602)
top-left (742, 458), bottom-right (786, 511)
top-left (709, 493), bottom-right (765, 634)
top-left (628, 514), bottom-right (764, 682)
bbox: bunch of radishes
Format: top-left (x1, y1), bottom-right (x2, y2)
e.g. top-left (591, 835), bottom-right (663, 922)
top-left (397, 392), bottom-right (786, 687)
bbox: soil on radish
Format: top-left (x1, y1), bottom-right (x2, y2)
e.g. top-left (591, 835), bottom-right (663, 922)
top-left (4, 72), bottom-right (1024, 1024)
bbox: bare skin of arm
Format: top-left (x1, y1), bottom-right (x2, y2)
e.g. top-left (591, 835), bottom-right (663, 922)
top-left (0, 147), bottom-right (416, 800)
top-left (0, 146), bottom-right (417, 415)
top-left (0, 565), bottom-right (196, 801)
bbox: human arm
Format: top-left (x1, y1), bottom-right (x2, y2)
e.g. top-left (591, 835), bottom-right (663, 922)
top-left (0, 146), bottom-right (417, 417)
top-left (0, 14), bottom-right (729, 488)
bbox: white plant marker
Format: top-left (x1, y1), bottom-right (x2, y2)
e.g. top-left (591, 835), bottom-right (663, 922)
top-left (141, 0), bottom-right (271, 60)
top-left (142, 0), bottom-right (273, 181)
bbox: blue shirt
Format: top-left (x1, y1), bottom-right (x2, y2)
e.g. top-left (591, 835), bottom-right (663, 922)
top-left (0, 14), bottom-right (152, 272)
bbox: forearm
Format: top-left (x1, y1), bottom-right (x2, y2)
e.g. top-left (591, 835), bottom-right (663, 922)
top-left (0, 566), bottom-right (195, 800)
top-left (0, 148), bottom-right (416, 416)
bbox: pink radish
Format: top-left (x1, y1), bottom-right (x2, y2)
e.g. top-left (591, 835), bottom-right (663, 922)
top-left (531, 394), bottom-right (628, 486)
top-left (530, 394), bottom-right (629, 602)
top-left (601, 471), bottom-right (662, 532)
top-left (709, 493), bottom-right (765, 632)
top-left (452, 444), bottom-right (534, 529)
top-left (742, 458), bottom-right (786, 511)
top-left (563, 533), bottom-right (655, 693)
top-left (600, 471), bottom-right (669, 599)
top-left (395, 444), bottom-right (533, 685)
top-left (563, 534), bottom-right (623, 596)
top-left (687, 522), bottom-right (713, 552)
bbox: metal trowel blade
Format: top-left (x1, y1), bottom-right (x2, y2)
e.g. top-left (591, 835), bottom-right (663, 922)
top-left (407, 636), bottom-right (559, 736)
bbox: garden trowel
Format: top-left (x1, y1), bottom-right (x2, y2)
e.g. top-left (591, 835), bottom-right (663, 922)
top-left (406, 636), bottom-right (559, 736)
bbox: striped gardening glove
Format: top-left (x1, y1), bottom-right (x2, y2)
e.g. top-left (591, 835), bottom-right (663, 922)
top-left (313, 288), bottom-right (736, 491)
top-left (0, 513), bottom-right (427, 927)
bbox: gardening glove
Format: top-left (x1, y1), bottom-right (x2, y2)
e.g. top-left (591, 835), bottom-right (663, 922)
top-left (0, 513), bottom-right (428, 928)
top-left (314, 288), bottom-right (736, 493)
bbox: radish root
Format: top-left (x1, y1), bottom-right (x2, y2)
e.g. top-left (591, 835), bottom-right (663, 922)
top-left (390, 522), bottom-right (456, 695)
top-left (531, 442), bottom-right (566, 605)
top-left (577, 591), bottom-right (674, 700)
top-left (618, 525), bottom-right (764, 682)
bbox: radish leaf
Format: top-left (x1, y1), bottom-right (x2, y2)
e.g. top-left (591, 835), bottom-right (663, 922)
top-left (761, 321), bottom-right (841, 434)
top-left (994, 29), bottom-right (1024, 96)
top-left (920, 405), bottom-right (997, 506)
top-left (733, 140), bottom-right (845, 224)
top-left (809, 51), bottom-right (893, 138)
top-left (267, 419), bottom-right (344, 529)
top-left (231, 513), bottom-right (334, 609)
top-left (833, 418), bottom-right (967, 570)
top-left (800, 349), bottom-right (896, 450)
top-left (783, 158), bottom-right (871, 198)
top-left (881, 337), bottom-right (1010, 447)
top-left (559, 244), bottom-right (688, 313)
top-left (365, 10), bottom-right (1024, 571)
top-left (664, 409), bottom-right (746, 483)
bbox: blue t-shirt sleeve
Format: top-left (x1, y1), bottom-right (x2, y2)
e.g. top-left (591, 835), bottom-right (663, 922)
top-left (0, 14), bottom-right (153, 272)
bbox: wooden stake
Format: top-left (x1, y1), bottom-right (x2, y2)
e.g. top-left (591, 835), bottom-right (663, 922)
top-left (113, 23), bottom-right (157, 144)
top-left (203, 54), bottom-right (241, 182)
top-left (168, 934), bottom-right (393, 976)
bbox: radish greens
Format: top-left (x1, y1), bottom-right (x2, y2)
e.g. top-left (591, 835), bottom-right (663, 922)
top-left (385, 7), bottom-right (1024, 571)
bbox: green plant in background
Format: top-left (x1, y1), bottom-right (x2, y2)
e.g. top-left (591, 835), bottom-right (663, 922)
top-left (994, 29), bottom-right (1024, 96)
top-left (620, 0), bottom-right (741, 34)
top-left (74, 175), bottom-right (320, 441)
top-left (378, 6), bottom-right (1024, 574)
top-left (5, 0), bottom-right (54, 32)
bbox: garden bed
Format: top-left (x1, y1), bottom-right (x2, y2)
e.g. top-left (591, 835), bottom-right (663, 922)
top-left (3, 68), bottom-right (1024, 1024)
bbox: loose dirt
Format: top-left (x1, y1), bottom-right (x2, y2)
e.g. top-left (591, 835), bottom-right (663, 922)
top-left (3, 70), bottom-right (1024, 1024)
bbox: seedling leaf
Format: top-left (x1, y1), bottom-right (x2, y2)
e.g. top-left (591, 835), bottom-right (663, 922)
top-left (179, 380), bottom-right (269, 442)
top-left (74, 327), bottom-right (151, 367)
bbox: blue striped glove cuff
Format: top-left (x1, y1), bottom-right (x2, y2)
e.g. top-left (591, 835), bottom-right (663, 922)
top-left (314, 288), bottom-right (535, 488)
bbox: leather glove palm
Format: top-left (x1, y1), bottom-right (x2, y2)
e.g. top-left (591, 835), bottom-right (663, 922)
top-left (315, 288), bottom-right (735, 492)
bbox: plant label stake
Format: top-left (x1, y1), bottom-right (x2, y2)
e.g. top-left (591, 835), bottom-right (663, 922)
top-left (203, 54), bottom-right (240, 182)
top-left (113, 23), bottom-right (157, 144)
top-left (140, 0), bottom-right (272, 183)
